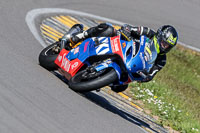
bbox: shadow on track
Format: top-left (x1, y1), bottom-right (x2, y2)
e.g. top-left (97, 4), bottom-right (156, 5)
top-left (81, 92), bottom-right (159, 133)
top-left (52, 71), bottom-right (159, 133)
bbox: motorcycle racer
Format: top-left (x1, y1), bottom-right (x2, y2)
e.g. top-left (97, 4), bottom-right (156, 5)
top-left (61, 23), bottom-right (178, 83)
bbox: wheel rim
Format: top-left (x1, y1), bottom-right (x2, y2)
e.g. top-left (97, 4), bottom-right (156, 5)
top-left (44, 42), bottom-right (60, 56)
top-left (72, 68), bottom-right (107, 83)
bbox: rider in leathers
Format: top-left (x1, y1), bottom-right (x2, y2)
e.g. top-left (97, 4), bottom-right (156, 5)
top-left (62, 23), bottom-right (178, 84)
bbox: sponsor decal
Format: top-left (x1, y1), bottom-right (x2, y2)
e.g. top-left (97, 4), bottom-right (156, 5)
top-left (133, 42), bottom-right (136, 56)
top-left (70, 59), bottom-right (83, 76)
top-left (96, 41), bottom-right (109, 55)
top-left (55, 49), bottom-right (82, 74)
top-left (58, 54), bottom-right (62, 62)
top-left (140, 36), bottom-right (144, 46)
top-left (55, 49), bottom-right (69, 71)
top-left (139, 53), bottom-right (146, 69)
top-left (98, 37), bottom-right (109, 44)
top-left (114, 39), bottom-right (119, 51)
top-left (61, 53), bottom-right (71, 72)
top-left (102, 62), bottom-right (108, 67)
top-left (74, 47), bottom-right (79, 54)
top-left (111, 36), bottom-right (123, 60)
top-left (95, 38), bottom-right (109, 55)
top-left (84, 41), bottom-right (89, 52)
top-left (122, 42), bottom-right (126, 48)
top-left (111, 37), bottom-right (120, 52)
top-left (71, 62), bottom-right (79, 70)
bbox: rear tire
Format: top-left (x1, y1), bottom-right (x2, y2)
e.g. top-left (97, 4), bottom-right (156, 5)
top-left (69, 69), bottom-right (118, 92)
top-left (39, 42), bottom-right (60, 71)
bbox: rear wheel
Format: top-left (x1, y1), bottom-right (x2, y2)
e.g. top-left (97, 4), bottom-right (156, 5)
top-left (39, 42), bottom-right (60, 71)
top-left (69, 67), bottom-right (118, 92)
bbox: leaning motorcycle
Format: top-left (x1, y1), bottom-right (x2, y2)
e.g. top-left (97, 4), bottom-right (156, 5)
top-left (39, 32), bottom-right (157, 92)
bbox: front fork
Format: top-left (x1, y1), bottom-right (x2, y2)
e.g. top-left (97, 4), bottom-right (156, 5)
top-left (94, 59), bottom-right (122, 83)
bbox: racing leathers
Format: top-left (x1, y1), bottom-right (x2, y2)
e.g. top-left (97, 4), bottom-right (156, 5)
top-left (63, 23), bottom-right (166, 82)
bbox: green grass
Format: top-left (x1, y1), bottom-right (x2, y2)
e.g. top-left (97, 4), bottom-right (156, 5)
top-left (129, 45), bottom-right (200, 133)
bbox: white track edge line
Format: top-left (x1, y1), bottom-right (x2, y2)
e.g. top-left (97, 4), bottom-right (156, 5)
top-left (25, 8), bottom-right (200, 53)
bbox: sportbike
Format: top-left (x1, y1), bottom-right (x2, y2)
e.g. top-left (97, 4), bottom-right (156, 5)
top-left (39, 29), bottom-right (157, 92)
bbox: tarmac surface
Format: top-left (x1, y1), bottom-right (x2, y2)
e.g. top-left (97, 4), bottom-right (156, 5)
top-left (0, 0), bottom-right (199, 132)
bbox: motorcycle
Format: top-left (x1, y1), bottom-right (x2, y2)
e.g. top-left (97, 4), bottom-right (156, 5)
top-left (39, 28), bottom-right (157, 92)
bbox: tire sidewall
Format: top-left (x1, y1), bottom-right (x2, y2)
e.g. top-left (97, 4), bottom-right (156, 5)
top-left (39, 42), bottom-right (59, 71)
top-left (69, 69), bottom-right (118, 92)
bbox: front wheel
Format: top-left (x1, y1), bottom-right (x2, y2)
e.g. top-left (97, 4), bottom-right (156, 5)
top-left (39, 42), bottom-right (60, 71)
top-left (68, 68), bottom-right (118, 92)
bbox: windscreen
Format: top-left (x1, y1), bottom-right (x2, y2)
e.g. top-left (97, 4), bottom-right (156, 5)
top-left (144, 40), bottom-right (157, 64)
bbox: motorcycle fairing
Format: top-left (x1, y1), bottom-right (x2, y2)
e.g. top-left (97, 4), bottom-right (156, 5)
top-left (125, 36), bottom-right (154, 81)
top-left (55, 36), bottom-right (123, 79)
top-left (54, 49), bottom-right (83, 78)
top-left (55, 35), bottom-right (155, 85)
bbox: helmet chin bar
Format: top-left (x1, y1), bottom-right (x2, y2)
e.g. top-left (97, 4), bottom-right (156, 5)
top-left (157, 39), bottom-right (172, 54)
top-left (160, 44), bottom-right (173, 53)
top-left (161, 40), bottom-right (170, 49)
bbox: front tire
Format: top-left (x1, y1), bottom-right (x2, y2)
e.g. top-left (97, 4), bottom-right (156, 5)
top-left (69, 69), bottom-right (118, 92)
top-left (39, 42), bottom-right (60, 71)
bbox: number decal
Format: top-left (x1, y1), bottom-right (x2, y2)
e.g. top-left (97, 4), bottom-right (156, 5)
top-left (95, 38), bottom-right (110, 55)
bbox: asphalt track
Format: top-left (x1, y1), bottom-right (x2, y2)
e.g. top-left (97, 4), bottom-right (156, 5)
top-left (0, 0), bottom-right (200, 133)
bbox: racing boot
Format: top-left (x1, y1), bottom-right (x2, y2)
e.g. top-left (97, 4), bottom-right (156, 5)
top-left (68, 30), bottom-right (89, 48)
top-left (68, 23), bottom-right (116, 48)
top-left (61, 24), bottom-right (86, 50)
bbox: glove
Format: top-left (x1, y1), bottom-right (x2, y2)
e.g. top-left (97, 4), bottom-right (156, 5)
top-left (141, 75), bottom-right (153, 82)
top-left (137, 70), bottom-right (153, 82)
top-left (120, 24), bottom-right (133, 41)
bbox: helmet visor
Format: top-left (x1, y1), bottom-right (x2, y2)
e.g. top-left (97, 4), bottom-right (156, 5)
top-left (160, 40), bottom-right (173, 52)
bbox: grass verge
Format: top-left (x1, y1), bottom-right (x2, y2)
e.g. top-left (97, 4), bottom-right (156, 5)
top-left (128, 44), bottom-right (200, 133)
